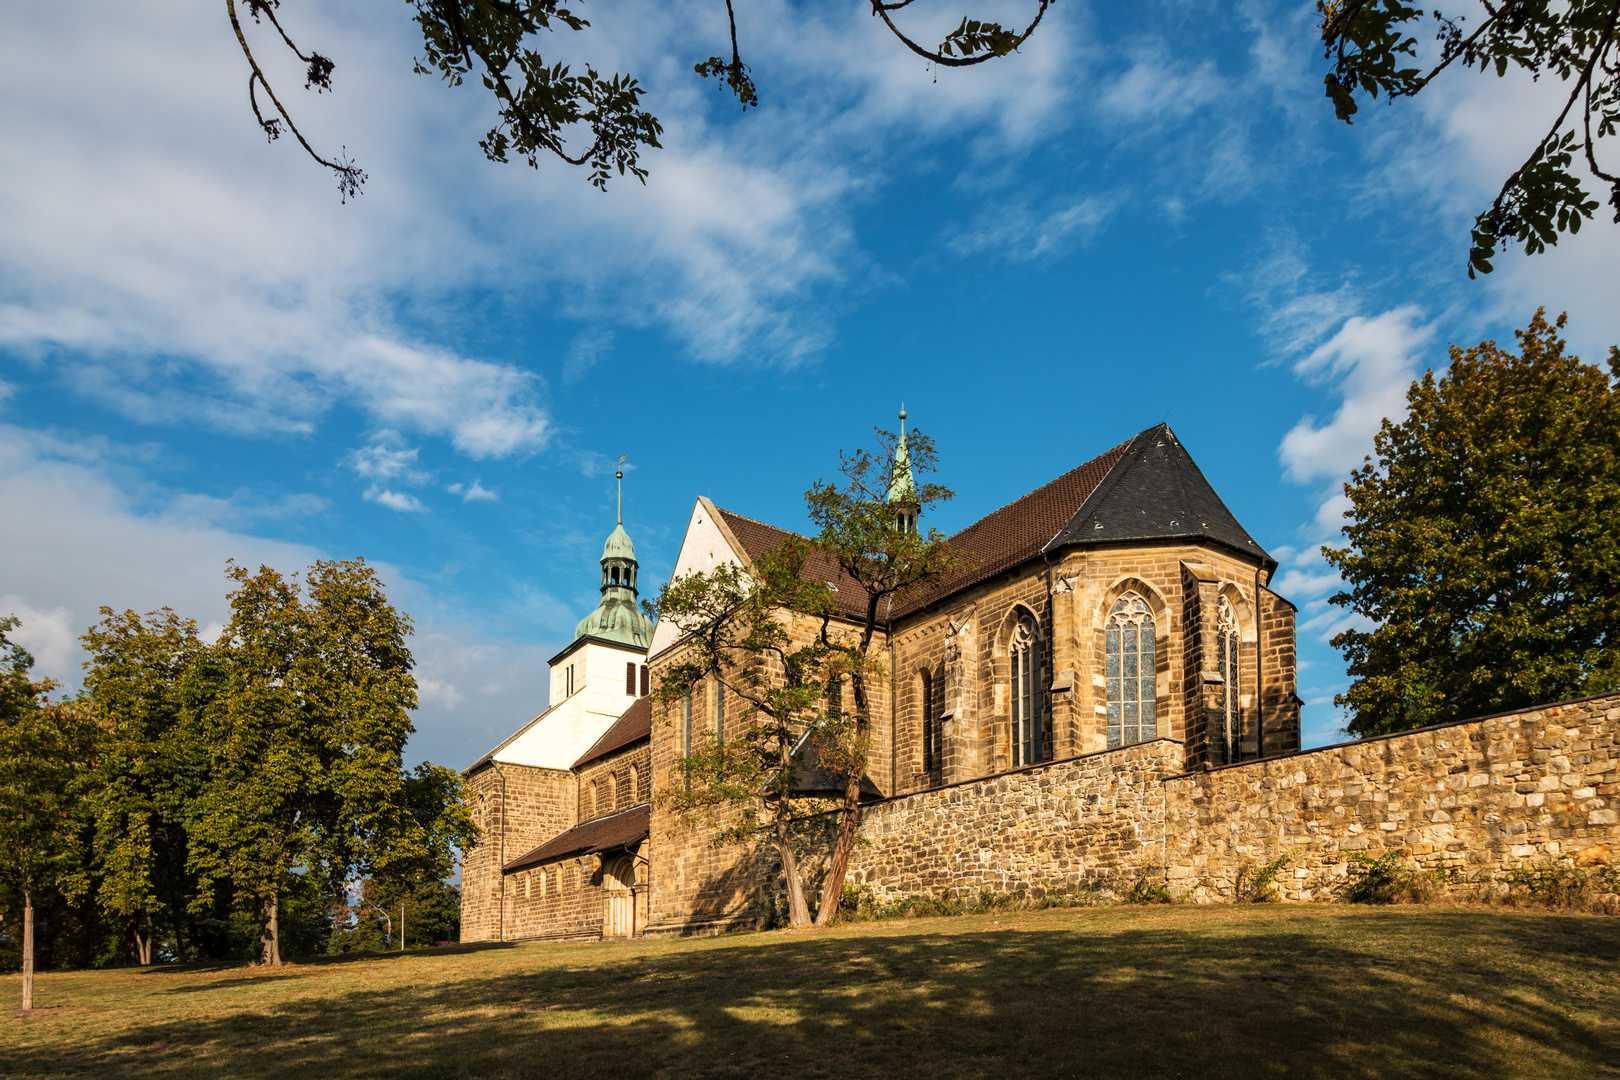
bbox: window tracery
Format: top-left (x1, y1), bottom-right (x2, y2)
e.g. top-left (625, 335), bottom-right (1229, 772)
top-left (1106, 593), bottom-right (1156, 748)
top-left (1217, 596), bottom-right (1241, 764)
top-left (1010, 615), bottom-right (1042, 766)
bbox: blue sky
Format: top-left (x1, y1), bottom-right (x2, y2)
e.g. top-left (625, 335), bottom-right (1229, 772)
top-left (2, 1), bottom-right (1615, 768)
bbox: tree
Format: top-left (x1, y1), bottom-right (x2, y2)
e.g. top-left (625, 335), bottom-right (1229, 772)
top-left (1318, 0), bottom-right (1620, 276)
top-left (802, 422), bottom-right (961, 924)
top-left (81, 609), bottom-right (209, 965)
top-left (1324, 309), bottom-right (1620, 737)
top-left (651, 538), bottom-right (839, 928)
top-left (185, 559), bottom-right (477, 965)
top-left (0, 616), bottom-right (97, 1010)
top-left (227, 0), bottom-right (1052, 198)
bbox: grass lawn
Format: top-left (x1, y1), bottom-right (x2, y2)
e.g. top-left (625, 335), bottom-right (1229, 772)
top-left (2, 904), bottom-right (1617, 1079)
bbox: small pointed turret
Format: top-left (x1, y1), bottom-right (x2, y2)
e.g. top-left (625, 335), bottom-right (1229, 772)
top-left (886, 405), bottom-right (920, 534)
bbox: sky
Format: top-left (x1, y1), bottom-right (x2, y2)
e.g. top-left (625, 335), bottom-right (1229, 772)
top-left (1, 0), bottom-right (1616, 767)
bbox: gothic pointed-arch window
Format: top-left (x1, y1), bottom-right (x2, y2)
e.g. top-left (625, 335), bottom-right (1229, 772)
top-left (1010, 615), bottom-right (1043, 766)
top-left (1217, 596), bottom-right (1241, 765)
top-left (1106, 593), bottom-right (1156, 748)
top-left (920, 668), bottom-right (940, 774)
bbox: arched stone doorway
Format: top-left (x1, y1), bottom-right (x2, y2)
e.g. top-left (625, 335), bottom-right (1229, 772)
top-left (601, 854), bottom-right (636, 938)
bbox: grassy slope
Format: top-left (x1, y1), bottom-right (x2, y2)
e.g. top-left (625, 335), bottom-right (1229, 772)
top-left (2, 905), bottom-right (1617, 1080)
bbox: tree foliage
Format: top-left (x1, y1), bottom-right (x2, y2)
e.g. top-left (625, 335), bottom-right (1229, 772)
top-left (185, 559), bottom-right (477, 965)
top-left (652, 538), bottom-right (839, 928)
top-left (0, 617), bottom-right (98, 1008)
top-left (1324, 309), bottom-right (1620, 736)
top-left (801, 425), bottom-right (962, 924)
top-left (1319, 0), bottom-right (1620, 275)
top-left (654, 423), bottom-right (961, 927)
top-left (227, 0), bottom-right (1051, 198)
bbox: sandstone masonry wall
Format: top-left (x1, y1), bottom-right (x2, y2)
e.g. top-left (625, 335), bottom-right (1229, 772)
top-left (845, 693), bottom-right (1620, 905)
top-left (461, 762), bottom-right (575, 942)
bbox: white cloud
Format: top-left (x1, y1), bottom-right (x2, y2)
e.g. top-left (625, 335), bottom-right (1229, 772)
top-left (946, 195), bottom-right (1113, 262)
top-left (461, 480), bottom-right (497, 503)
top-left (366, 488), bottom-right (428, 513)
top-left (1279, 306), bottom-right (1433, 485)
top-left (563, 328), bottom-right (614, 384)
top-left (352, 438), bottom-right (429, 484)
top-left (0, 423), bottom-right (553, 768)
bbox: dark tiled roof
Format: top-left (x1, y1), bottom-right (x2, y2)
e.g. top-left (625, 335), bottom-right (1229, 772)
top-left (892, 436), bottom-right (1132, 616)
top-left (715, 507), bottom-right (872, 620)
top-left (785, 731), bottom-right (885, 803)
top-left (1044, 424), bottom-right (1273, 567)
top-left (573, 697), bottom-right (652, 769)
top-left (502, 803), bottom-right (649, 874)
top-left (714, 423), bottom-right (1269, 625)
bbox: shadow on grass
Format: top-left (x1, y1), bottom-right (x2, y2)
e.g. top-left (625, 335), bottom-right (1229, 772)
top-left (20, 910), bottom-right (1620, 1080)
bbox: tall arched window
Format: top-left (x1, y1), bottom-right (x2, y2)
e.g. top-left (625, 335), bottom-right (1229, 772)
top-left (713, 678), bottom-right (726, 741)
top-left (1217, 597), bottom-right (1241, 765)
top-left (629, 763), bottom-right (640, 804)
top-left (1106, 593), bottom-right (1156, 748)
top-left (1010, 615), bottom-right (1042, 766)
top-left (603, 772), bottom-right (617, 811)
top-left (586, 779), bottom-right (597, 818)
top-left (920, 668), bottom-right (940, 774)
top-left (680, 690), bottom-right (693, 790)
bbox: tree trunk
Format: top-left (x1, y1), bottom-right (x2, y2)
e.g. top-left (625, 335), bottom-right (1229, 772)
top-left (259, 893), bottom-right (281, 966)
top-left (20, 889), bottom-right (34, 1011)
top-left (137, 911), bottom-right (155, 966)
top-left (774, 806), bottom-right (812, 927)
top-left (814, 774), bottom-right (864, 925)
top-left (167, 895), bottom-right (189, 964)
top-left (816, 653), bottom-right (874, 926)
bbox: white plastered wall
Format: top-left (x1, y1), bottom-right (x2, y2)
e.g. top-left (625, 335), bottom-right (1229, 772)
top-left (646, 496), bottom-right (747, 660)
top-left (495, 639), bottom-right (647, 769)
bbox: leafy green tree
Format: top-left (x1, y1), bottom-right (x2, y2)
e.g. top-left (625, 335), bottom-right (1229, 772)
top-left (80, 609), bottom-right (209, 965)
top-left (0, 617), bottom-right (98, 1009)
top-left (1324, 309), bottom-right (1620, 736)
top-left (186, 559), bottom-right (477, 965)
top-left (332, 876), bottom-right (463, 951)
top-left (802, 425), bottom-right (961, 924)
top-left (652, 538), bottom-right (839, 928)
top-left (1318, 0), bottom-right (1620, 275)
top-left (226, 0), bottom-right (1052, 197)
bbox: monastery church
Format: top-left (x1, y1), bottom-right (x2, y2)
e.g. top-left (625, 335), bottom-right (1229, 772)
top-left (460, 419), bottom-right (1307, 941)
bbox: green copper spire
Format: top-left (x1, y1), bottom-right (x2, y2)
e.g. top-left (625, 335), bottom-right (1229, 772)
top-left (886, 405), bottom-right (920, 534)
top-left (575, 466), bottom-right (654, 649)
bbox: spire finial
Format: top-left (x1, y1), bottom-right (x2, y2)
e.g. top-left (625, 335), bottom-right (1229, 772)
top-left (614, 454), bottom-right (627, 525)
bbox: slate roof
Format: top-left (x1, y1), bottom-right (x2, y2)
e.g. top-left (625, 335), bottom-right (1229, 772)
top-left (1043, 423), bottom-right (1270, 564)
top-left (502, 803), bottom-right (650, 874)
top-left (573, 697), bottom-right (652, 770)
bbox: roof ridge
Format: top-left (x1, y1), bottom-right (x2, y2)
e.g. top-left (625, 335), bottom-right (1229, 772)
top-left (715, 504), bottom-right (805, 539)
top-left (944, 432), bottom-right (1138, 545)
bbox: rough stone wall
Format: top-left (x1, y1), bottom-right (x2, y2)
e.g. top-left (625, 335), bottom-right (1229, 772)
top-left (459, 762), bottom-right (575, 942)
top-left (848, 740), bottom-right (1181, 899)
top-left (842, 693), bottom-right (1620, 905)
top-left (502, 853), bottom-right (608, 942)
top-left (888, 541), bottom-right (1286, 795)
top-left (1258, 589), bottom-right (1301, 757)
top-left (576, 740), bottom-right (652, 820)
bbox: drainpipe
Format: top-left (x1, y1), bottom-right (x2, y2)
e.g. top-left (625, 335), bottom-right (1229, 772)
top-left (490, 760), bottom-right (508, 942)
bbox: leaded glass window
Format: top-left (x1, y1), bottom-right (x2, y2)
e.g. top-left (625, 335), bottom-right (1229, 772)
top-left (1010, 617), bottom-right (1042, 766)
top-left (1106, 593), bottom-right (1156, 748)
top-left (921, 669), bottom-right (941, 774)
top-left (1217, 597), bottom-right (1241, 764)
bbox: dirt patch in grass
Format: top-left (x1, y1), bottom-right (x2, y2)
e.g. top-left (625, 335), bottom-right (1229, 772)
top-left (2, 905), bottom-right (1617, 1079)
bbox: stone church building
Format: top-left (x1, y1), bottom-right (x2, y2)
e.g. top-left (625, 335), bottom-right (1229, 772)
top-left (461, 420), bottom-right (1308, 941)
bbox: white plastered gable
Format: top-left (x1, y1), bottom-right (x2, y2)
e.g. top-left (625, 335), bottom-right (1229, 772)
top-left (646, 496), bottom-right (749, 660)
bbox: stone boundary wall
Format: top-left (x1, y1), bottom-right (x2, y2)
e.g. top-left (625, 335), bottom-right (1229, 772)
top-left (847, 693), bottom-right (1620, 904)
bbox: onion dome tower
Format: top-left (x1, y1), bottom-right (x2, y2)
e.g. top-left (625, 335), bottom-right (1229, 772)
top-left (574, 468), bottom-right (655, 649)
top-left (885, 405), bottom-right (920, 534)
